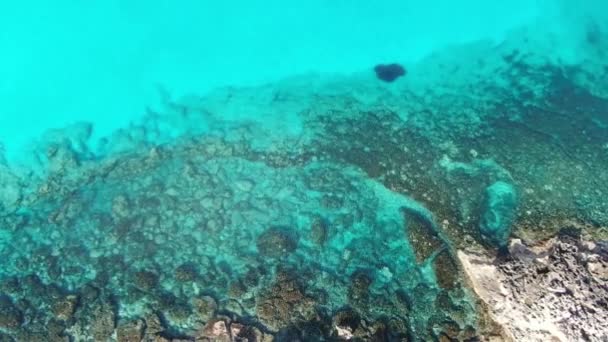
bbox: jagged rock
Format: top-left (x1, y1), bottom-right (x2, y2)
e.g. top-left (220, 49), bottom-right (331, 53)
top-left (459, 235), bottom-right (608, 341)
top-left (332, 308), bottom-right (360, 340)
top-left (198, 319), bottom-right (230, 342)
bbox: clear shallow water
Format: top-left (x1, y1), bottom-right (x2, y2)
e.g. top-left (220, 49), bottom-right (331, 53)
top-left (0, 1), bottom-right (607, 341)
top-left (0, 0), bottom-right (546, 160)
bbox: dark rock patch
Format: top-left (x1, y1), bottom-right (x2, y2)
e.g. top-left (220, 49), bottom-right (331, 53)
top-left (256, 226), bottom-right (298, 258)
top-left (374, 63), bottom-right (406, 82)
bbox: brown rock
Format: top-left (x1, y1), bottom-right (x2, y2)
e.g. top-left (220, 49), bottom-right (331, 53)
top-left (90, 299), bottom-right (117, 341)
top-left (256, 273), bottom-right (315, 332)
top-left (133, 270), bottom-right (159, 291)
top-left (402, 207), bottom-right (444, 264)
top-left (198, 319), bottom-right (230, 342)
top-left (256, 226), bottom-right (298, 258)
top-left (192, 296), bottom-right (218, 323)
top-left (117, 319), bottom-right (145, 342)
top-left (433, 250), bottom-right (460, 290)
top-left (51, 295), bottom-right (78, 321)
top-left (144, 312), bottom-right (164, 335)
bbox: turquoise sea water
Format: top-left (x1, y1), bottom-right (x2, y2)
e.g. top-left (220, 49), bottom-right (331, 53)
top-left (1, 1), bottom-right (607, 340)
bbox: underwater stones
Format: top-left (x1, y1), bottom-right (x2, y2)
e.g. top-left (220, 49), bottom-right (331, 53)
top-left (192, 296), bottom-right (218, 323)
top-left (243, 267), bottom-right (263, 288)
top-left (175, 263), bottom-right (199, 282)
top-left (51, 294), bottom-right (78, 321)
top-left (429, 316), bottom-right (462, 341)
top-left (223, 298), bottom-right (248, 317)
top-left (320, 193), bottom-right (344, 209)
top-left (0, 165), bottom-right (22, 214)
top-left (143, 313), bottom-right (164, 338)
top-left (402, 207), bottom-right (444, 264)
top-left (230, 323), bottom-right (267, 341)
top-left (385, 318), bottom-right (412, 341)
top-left (116, 319), bottom-right (145, 342)
top-left (162, 300), bottom-right (192, 327)
top-left (256, 226), bottom-right (298, 258)
top-left (433, 250), bottom-right (460, 290)
top-left (256, 273), bottom-right (315, 332)
top-left (0, 278), bottom-right (19, 296)
top-left (111, 194), bottom-right (132, 220)
top-left (374, 63), bottom-right (406, 82)
top-left (291, 318), bottom-right (333, 341)
top-left (348, 270), bottom-right (372, 302)
top-left (133, 270), bottom-right (160, 291)
top-left (0, 295), bottom-right (22, 330)
top-left (228, 280), bottom-right (247, 299)
top-left (79, 284), bottom-right (100, 303)
top-left (89, 299), bottom-right (117, 341)
top-left (310, 215), bottom-right (328, 246)
top-left (122, 286), bottom-right (146, 306)
top-left (479, 181), bottom-right (517, 248)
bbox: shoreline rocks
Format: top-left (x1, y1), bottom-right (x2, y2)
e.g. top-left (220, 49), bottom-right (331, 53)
top-left (458, 234), bottom-right (608, 341)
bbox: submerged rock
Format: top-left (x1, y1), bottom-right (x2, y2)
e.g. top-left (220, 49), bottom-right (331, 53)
top-left (51, 294), bottom-right (78, 321)
top-left (256, 226), bottom-right (298, 258)
top-left (402, 206), bottom-right (445, 264)
top-left (192, 295), bottom-right (218, 323)
top-left (479, 181), bottom-right (517, 248)
top-left (174, 263), bottom-right (199, 282)
top-left (309, 215), bottom-right (329, 246)
top-left (374, 63), bottom-right (406, 82)
top-left (0, 295), bottom-right (22, 330)
top-left (132, 270), bottom-right (160, 291)
top-left (0, 165), bottom-right (22, 215)
top-left (116, 319), bottom-right (145, 342)
top-left (256, 272), bottom-right (316, 332)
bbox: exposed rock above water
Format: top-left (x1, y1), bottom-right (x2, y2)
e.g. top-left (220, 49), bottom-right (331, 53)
top-left (459, 233), bottom-right (608, 341)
